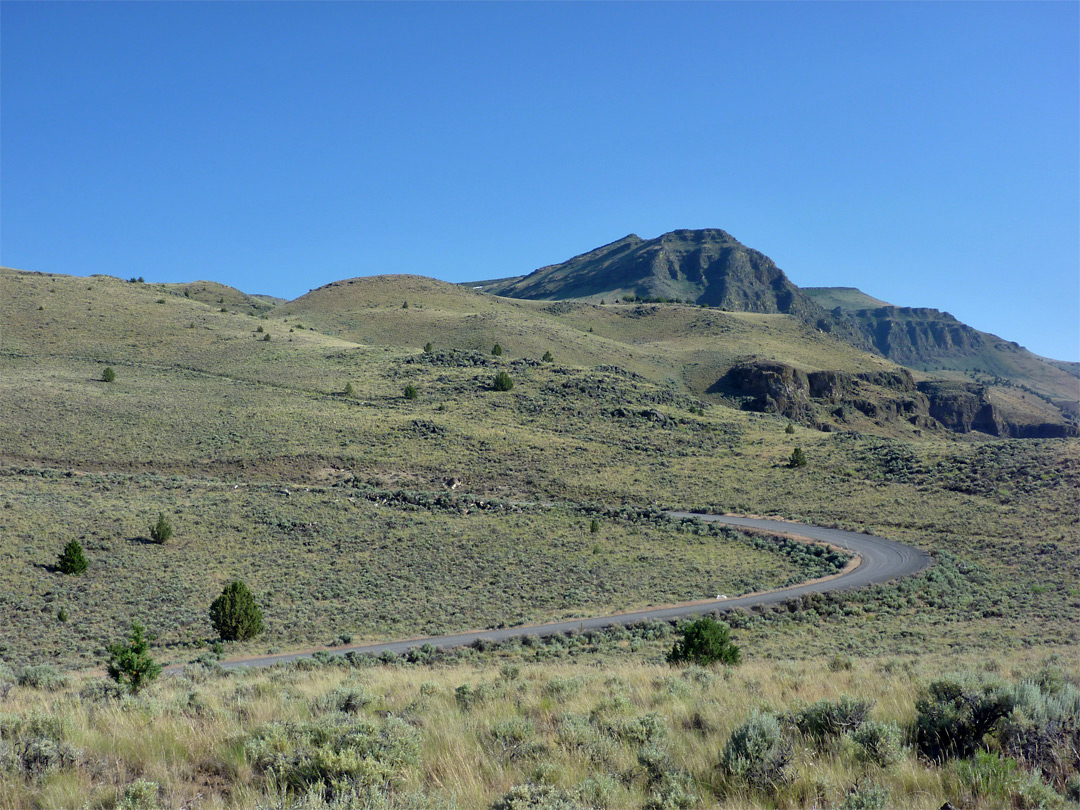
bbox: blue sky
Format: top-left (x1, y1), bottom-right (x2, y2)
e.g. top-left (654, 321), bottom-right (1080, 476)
top-left (3, 2), bottom-right (1077, 360)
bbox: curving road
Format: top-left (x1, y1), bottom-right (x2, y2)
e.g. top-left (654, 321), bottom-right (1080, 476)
top-left (212, 513), bottom-right (932, 670)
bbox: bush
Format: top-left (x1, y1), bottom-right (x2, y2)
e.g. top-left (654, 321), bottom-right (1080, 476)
top-left (849, 721), bottom-right (904, 767)
top-left (493, 371), bottom-right (514, 391)
top-left (57, 540), bottom-right (87, 575)
top-left (16, 665), bottom-right (67, 691)
top-left (403, 383), bottom-right (418, 400)
top-left (589, 519), bottom-right (600, 534)
top-left (343, 382), bottom-right (354, 396)
top-left (149, 512), bottom-right (172, 544)
top-left (839, 783), bottom-right (890, 810)
top-left (492, 343), bottom-right (503, 356)
top-left (101, 367), bottom-right (116, 383)
top-left (542, 350), bottom-right (554, 362)
top-left (424, 342), bottom-right (433, 353)
top-left (915, 675), bottom-right (1014, 761)
top-left (792, 695), bottom-right (871, 742)
top-left (106, 622), bottom-right (162, 694)
top-left (789, 447), bottom-right (807, 468)
top-left (118, 779), bottom-right (160, 810)
top-left (490, 783), bottom-right (588, 810)
top-left (667, 616), bottom-right (740, 667)
top-left (721, 711), bottom-right (791, 791)
top-left (209, 580), bottom-right (264, 641)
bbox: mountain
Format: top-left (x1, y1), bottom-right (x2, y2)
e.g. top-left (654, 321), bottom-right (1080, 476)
top-left (476, 229), bottom-right (1078, 422)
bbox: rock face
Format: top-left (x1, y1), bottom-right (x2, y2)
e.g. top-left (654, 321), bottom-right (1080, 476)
top-left (719, 361), bottom-right (1078, 437)
top-left (841, 306), bottom-right (984, 365)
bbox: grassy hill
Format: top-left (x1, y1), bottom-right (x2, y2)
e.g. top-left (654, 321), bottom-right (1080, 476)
top-left (1, 265), bottom-right (1078, 808)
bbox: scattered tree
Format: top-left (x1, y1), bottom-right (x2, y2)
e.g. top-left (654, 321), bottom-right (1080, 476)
top-left (343, 382), bottom-right (354, 396)
top-left (105, 622), bottom-right (161, 694)
top-left (589, 518), bottom-right (600, 534)
top-left (102, 367), bottom-right (116, 383)
top-left (149, 513), bottom-right (173, 544)
top-left (667, 616), bottom-right (740, 666)
top-left (493, 371), bottom-right (514, 392)
top-left (261, 333), bottom-right (271, 341)
top-left (492, 343), bottom-right (503, 356)
top-left (424, 342), bottom-right (433, 353)
top-left (209, 580), bottom-right (264, 641)
top-left (789, 447), bottom-right (807, 468)
top-left (404, 383), bottom-right (418, 400)
top-left (785, 423), bottom-right (795, 435)
top-left (57, 540), bottom-right (88, 575)
top-left (542, 350), bottom-right (554, 363)
top-left (402, 300), bottom-right (409, 309)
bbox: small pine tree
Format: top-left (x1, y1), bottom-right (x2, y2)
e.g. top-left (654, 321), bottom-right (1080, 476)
top-left (209, 580), bottom-right (264, 641)
top-left (343, 382), bottom-right (354, 396)
top-left (668, 616), bottom-right (741, 666)
top-left (102, 367), bottom-right (116, 383)
top-left (542, 350), bottom-right (554, 363)
top-left (57, 540), bottom-right (88, 575)
top-left (589, 518), bottom-right (600, 534)
top-left (492, 343), bottom-right (503, 356)
top-left (493, 371), bottom-right (514, 391)
top-left (106, 622), bottom-right (162, 694)
top-left (789, 447), bottom-right (807, 468)
top-left (403, 383), bottom-right (418, 400)
top-left (402, 300), bottom-right (409, 309)
top-left (423, 342), bottom-right (433, 353)
top-left (785, 424), bottom-right (795, 435)
top-left (261, 333), bottom-right (271, 341)
top-left (149, 513), bottom-right (173, 544)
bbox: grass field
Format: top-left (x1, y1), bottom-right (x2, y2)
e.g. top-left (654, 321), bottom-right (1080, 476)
top-left (0, 267), bottom-right (1077, 808)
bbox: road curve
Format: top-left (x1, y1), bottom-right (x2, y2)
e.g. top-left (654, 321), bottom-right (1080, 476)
top-left (212, 513), bottom-right (932, 671)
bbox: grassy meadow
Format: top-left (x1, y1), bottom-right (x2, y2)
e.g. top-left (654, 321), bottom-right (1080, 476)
top-left (0, 267), bottom-right (1078, 808)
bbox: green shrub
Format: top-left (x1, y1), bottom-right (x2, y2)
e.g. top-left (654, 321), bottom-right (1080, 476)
top-left (424, 342), bottom-right (433, 353)
top-left (492, 343), bottom-right (503, 356)
top-left (493, 371), bottom-right (514, 392)
top-left (404, 383), bottom-right (418, 400)
top-left (954, 751), bottom-right (1061, 809)
top-left (490, 783), bottom-right (589, 810)
top-left (101, 366), bottom-right (116, 383)
top-left (542, 350), bottom-right (554, 362)
top-left (838, 783), bottom-right (890, 810)
top-left (589, 519), bottom-right (599, 534)
top-left (149, 512), bottom-right (173, 544)
top-left (848, 721), bottom-right (904, 767)
top-left (118, 779), bottom-right (160, 810)
top-left (915, 675), bottom-right (1014, 761)
top-left (789, 447), bottom-right (807, 468)
top-left (720, 711), bottom-right (791, 791)
top-left (343, 382), bottom-right (354, 396)
top-left (15, 665), bottom-right (68, 691)
top-left (261, 333), bottom-right (271, 341)
top-left (105, 622), bottom-right (162, 694)
top-left (785, 423), bottom-right (795, 434)
top-left (57, 539), bottom-right (88, 575)
top-left (667, 616), bottom-right (740, 667)
top-left (999, 676), bottom-right (1080, 788)
top-left (792, 695), bottom-right (871, 742)
top-left (209, 580), bottom-right (264, 641)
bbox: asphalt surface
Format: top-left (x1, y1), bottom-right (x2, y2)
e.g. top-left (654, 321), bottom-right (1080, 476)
top-left (210, 512), bottom-right (932, 671)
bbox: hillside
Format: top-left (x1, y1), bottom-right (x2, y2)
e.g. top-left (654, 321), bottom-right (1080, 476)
top-left (1, 265), bottom-right (1078, 809)
top-left (476, 231), bottom-right (1078, 427)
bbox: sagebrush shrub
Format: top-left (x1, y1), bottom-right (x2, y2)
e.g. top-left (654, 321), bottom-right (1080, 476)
top-left (915, 675), bottom-right (1014, 761)
top-left (792, 695), bottom-right (872, 742)
top-left (721, 711), bottom-right (791, 791)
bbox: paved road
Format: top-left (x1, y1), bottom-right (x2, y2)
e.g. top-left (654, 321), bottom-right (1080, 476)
top-left (212, 513), bottom-right (932, 670)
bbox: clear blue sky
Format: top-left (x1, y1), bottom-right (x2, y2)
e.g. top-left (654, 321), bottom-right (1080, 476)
top-left (3, 2), bottom-right (1077, 360)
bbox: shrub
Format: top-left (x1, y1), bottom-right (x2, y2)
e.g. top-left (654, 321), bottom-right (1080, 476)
top-left (402, 300), bottom-right (409, 308)
top-left (16, 665), bottom-right (67, 691)
top-left (915, 675), bottom-right (1014, 761)
top-left (490, 783), bottom-right (588, 810)
top-left (492, 343), bottom-right (503, 356)
top-left (721, 711), bottom-right (791, 791)
top-left (493, 371), bottom-right (514, 391)
top-left (589, 518), bottom-right (600, 534)
top-left (261, 333), bottom-right (271, 341)
top-left (792, 696), bottom-right (872, 742)
top-left (785, 423), bottom-right (795, 434)
top-left (57, 540), bottom-right (88, 575)
top-left (839, 783), bottom-right (890, 810)
top-left (118, 779), bottom-right (160, 810)
top-left (209, 580), bottom-right (264, 641)
top-left (101, 367), bottom-right (116, 383)
top-left (403, 383), bottom-right (418, 400)
top-left (149, 512), bottom-right (173, 544)
top-left (667, 616), bottom-right (740, 667)
top-left (542, 350), bottom-right (554, 362)
top-left (343, 382), bottom-right (354, 396)
top-left (849, 721), bottom-right (904, 767)
top-left (106, 622), bottom-right (162, 694)
top-left (424, 342), bottom-right (433, 353)
top-left (789, 447), bottom-right (807, 468)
